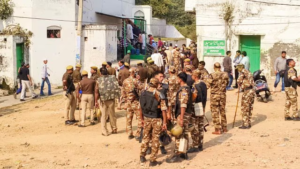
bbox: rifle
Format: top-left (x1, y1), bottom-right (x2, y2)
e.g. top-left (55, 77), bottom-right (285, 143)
top-left (139, 127), bottom-right (143, 143)
top-left (65, 80), bottom-right (75, 97)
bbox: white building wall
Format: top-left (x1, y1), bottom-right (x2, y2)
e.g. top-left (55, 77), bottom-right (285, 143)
top-left (30, 0), bottom-right (77, 86)
top-left (151, 18), bottom-right (166, 37)
top-left (82, 25), bottom-right (118, 74)
top-left (193, 0), bottom-right (300, 76)
top-left (0, 36), bottom-right (24, 89)
top-left (132, 5), bottom-right (152, 35)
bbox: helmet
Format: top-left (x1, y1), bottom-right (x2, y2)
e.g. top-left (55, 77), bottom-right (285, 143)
top-left (159, 132), bottom-right (172, 146)
top-left (171, 124), bottom-right (183, 138)
top-left (188, 123), bottom-right (195, 132)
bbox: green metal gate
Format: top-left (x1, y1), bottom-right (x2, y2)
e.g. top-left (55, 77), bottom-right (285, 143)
top-left (240, 36), bottom-right (261, 73)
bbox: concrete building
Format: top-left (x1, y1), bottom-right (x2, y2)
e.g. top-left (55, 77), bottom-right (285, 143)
top-left (132, 5), bottom-right (184, 38)
top-left (0, 0), bottom-right (184, 90)
top-left (186, 0), bottom-right (300, 76)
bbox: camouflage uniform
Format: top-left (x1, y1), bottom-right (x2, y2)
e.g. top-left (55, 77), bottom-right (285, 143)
top-left (207, 71), bottom-right (229, 130)
top-left (191, 79), bottom-right (205, 148)
top-left (173, 51), bottom-right (182, 72)
top-left (174, 85), bottom-right (191, 154)
top-left (166, 74), bottom-right (180, 118)
top-left (199, 68), bottom-right (209, 86)
top-left (237, 69), bottom-right (255, 127)
top-left (284, 67), bottom-right (298, 118)
top-left (122, 76), bottom-right (142, 137)
top-left (140, 87), bottom-right (167, 162)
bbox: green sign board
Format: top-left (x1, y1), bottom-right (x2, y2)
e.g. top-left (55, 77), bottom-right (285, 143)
top-left (203, 40), bottom-right (226, 56)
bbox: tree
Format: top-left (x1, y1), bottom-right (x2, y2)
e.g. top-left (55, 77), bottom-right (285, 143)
top-left (136, 0), bottom-right (196, 40)
top-left (0, 0), bottom-right (14, 28)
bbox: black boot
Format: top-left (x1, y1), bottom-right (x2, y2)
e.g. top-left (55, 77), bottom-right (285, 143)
top-left (285, 117), bottom-right (293, 121)
top-left (140, 156), bottom-right (146, 163)
top-left (187, 147), bottom-right (199, 153)
top-left (128, 135), bottom-right (134, 140)
top-left (149, 161), bottom-right (162, 167)
top-left (239, 125), bottom-right (250, 129)
top-left (146, 147), bottom-right (152, 155)
top-left (166, 154), bottom-right (181, 163)
top-left (160, 146), bottom-right (167, 154)
top-left (179, 153), bottom-right (188, 160)
top-left (198, 144), bottom-right (203, 151)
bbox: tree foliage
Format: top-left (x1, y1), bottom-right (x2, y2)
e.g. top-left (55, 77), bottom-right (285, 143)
top-left (0, 0), bottom-right (14, 20)
top-left (136, 0), bottom-right (196, 40)
top-left (0, 24), bottom-right (33, 48)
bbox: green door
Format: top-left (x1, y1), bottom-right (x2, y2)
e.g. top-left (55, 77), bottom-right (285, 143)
top-left (240, 36), bottom-right (261, 73)
top-left (16, 43), bottom-right (24, 74)
top-left (134, 16), bottom-right (145, 32)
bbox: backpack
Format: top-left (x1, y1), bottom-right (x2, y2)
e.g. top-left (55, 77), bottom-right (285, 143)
top-left (98, 75), bottom-right (120, 101)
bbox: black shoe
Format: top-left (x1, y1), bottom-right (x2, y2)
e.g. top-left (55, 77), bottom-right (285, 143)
top-left (166, 155), bottom-right (181, 163)
top-left (76, 107), bottom-right (80, 110)
top-left (90, 122), bottom-right (96, 125)
top-left (285, 117), bottom-right (293, 121)
top-left (78, 125), bottom-right (85, 127)
top-left (70, 120), bottom-right (79, 123)
top-left (179, 153), bottom-right (188, 160)
top-left (135, 136), bottom-right (140, 141)
top-left (140, 156), bottom-right (146, 163)
top-left (198, 145), bottom-right (203, 151)
top-left (239, 125), bottom-right (250, 129)
top-left (20, 99), bottom-right (25, 102)
top-left (187, 147), bottom-right (199, 153)
top-left (160, 146), bottom-right (167, 154)
top-left (293, 117), bottom-right (300, 121)
top-left (128, 135), bottom-right (134, 140)
top-left (149, 161), bottom-right (162, 167)
top-left (32, 95), bottom-right (38, 99)
top-left (40, 94), bottom-right (45, 96)
top-left (146, 147), bottom-right (152, 155)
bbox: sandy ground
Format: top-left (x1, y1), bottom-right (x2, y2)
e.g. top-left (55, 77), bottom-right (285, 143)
top-left (1, 86), bottom-right (300, 169)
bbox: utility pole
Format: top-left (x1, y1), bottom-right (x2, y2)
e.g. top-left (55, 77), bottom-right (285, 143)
top-left (76, 0), bottom-right (83, 64)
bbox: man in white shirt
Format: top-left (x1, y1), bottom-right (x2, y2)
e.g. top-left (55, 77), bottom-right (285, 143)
top-left (40, 58), bottom-right (52, 96)
top-left (233, 50), bottom-right (243, 88)
top-left (151, 50), bottom-right (164, 73)
top-left (127, 21), bottom-right (133, 45)
top-left (240, 51), bottom-right (250, 71)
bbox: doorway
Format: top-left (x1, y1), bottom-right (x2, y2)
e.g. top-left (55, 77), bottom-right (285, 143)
top-left (16, 43), bottom-right (24, 74)
top-left (240, 36), bottom-right (261, 73)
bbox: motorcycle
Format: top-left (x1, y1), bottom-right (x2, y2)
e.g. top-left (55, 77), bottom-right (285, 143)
top-left (253, 69), bottom-right (271, 103)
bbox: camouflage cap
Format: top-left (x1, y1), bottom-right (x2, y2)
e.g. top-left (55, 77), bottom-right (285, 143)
top-left (235, 64), bottom-right (245, 69)
top-left (149, 78), bottom-right (159, 88)
top-left (129, 67), bottom-right (137, 73)
top-left (169, 66), bottom-right (176, 73)
top-left (192, 69), bottom-right (201, 78)
top-left (148, 60), bottom-right (154, 64)
top-left (102, 62), bottom-right (107, 66)
top-left (185, 65), bottom-right (193, 71)
top-left (147, 57), bottom-right (152, 61)
top-left (81, 70), bottom-right (88, 76)
top-left (66, 65), bottom-right (73, 70)
top-left (137, 61), bottom-right (143, 65)
top-left (124, 62), bottom-right (130, 67)
top-left (76, 64), bottom-right (82, 68)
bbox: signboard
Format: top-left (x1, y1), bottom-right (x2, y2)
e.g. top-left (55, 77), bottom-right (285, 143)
top-left (203, 40), bottom-right (226, 56)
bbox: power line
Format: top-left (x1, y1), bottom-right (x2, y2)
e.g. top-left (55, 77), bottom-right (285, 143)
top-left (245, 0), bottom-right (300, 6)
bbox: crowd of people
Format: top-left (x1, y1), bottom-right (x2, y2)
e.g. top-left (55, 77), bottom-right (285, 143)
top-left (59, 40), bottom-right (261, 166)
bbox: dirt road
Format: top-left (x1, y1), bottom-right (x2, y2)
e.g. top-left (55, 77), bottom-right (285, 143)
top-left (1, 88), bottom-right (300, 169)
